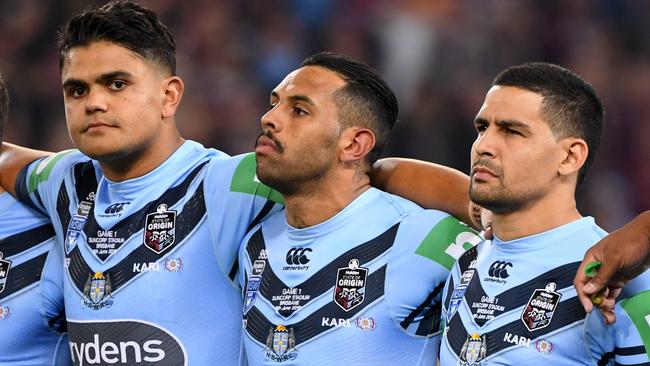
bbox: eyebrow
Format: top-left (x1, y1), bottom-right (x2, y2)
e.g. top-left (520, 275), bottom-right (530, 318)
top-left (270, 91), bottom-right (315, 106)
top-left (474, 116), bottom-right (531, 132)
top-left (496, 119), bottom-right (531, 132)
top-left (62, 70), bottom-right (133, 88)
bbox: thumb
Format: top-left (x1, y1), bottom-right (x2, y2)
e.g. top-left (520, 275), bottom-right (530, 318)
top-left (583, 265), bottom-right (615, 294)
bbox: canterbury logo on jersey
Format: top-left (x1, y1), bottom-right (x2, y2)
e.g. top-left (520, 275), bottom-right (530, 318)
top-left (58, 160), bottom-right (208, 301)
top-left (487, 261), bottom-right (512, 279)
top-left (244, 224), bottom-right (399, 318)
top-left (103, 202), bottom-right (130, 215)
top-left (65, 183), bottom-right (206, 302)
top-left (284, 247), bottom-right (312, 269)
top-left (56, 161), bottom-right (207, 262)
top-left (461, 260), bottom-right (581, 327)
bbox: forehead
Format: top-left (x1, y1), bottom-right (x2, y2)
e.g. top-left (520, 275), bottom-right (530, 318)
top-left (273, 66), bottom-right (346, 100)
top-left (61, 41), bottom-right (152, 80)
top-left (477, 85), bottom-right (545, 126)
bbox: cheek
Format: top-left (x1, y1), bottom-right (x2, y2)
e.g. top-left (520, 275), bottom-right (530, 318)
top-left (129, 93), bottom-right (162, 123)
top-left (64, 104), bottom-right (81, 127)
top-left (509, 152), bottom-right (555, 184)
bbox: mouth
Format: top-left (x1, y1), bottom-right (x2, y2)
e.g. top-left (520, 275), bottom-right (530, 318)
top-left (255, 133), bottom-right (281, 154)
top-left (471, 165), bottom-right (498, 182)
top-left (83, 122), bottom-right (113, 133)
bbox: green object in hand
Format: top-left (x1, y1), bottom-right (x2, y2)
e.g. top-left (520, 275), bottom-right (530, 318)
top-left (584, 261), bottom-right (605, 305)
top-left (584, 261), bottom-right (602, 277)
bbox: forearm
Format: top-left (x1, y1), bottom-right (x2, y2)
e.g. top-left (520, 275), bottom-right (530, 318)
top-left (0, 142), bottom-right (51, 196)
top-left (631, 210), bottom-right (650, 264)
top-left (635, 210), bottom-right (650, 243)
top-left (371, 157), bottom-right (472, 225)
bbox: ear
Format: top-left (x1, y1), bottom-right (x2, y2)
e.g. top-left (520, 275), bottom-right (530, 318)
top-left (558, 138), bottom-right (588, 177)
top-left (161, 76), bottom-right (184, 119)
top-left (339, 127), bottom-right (375, 163)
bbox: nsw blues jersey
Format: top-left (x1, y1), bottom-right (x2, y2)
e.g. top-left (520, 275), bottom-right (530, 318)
top-left (0, 192), bottom-right (71, 365)
top-left (239, 188), bottom-right (482, 365)
top-left (16, 141), bottom-right (281, 366)
top-left (440, 217), bottom-right (650, 365)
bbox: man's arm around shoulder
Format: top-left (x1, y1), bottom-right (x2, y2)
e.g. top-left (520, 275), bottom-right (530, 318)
top-left (0, 142), bottom-right (51, 196)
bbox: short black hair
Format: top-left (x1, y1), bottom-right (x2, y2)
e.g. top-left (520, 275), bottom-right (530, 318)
top-left (58, 0), bottom-right (176, 75)
top-left (493, 62), bottom-right (603, 185)
top-left (301, 52), bottom-right (398, 165)
top-left (0, 74), bottom-right (8, 142)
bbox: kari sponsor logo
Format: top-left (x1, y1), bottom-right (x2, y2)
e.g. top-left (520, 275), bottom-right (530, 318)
top-left (133, 262), bottom-right (160, 273)
top-left (321, 317), bottom-right (351, 328)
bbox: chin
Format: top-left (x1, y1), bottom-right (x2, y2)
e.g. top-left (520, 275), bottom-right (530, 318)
top-left (77, 145), bottom-right (127, 162)
top-left (470, 188), bottom-right (502, 212)
top-left (257, 170), bottom-right (295, 195)
top-left (470, 190), bottom-right (525, 215)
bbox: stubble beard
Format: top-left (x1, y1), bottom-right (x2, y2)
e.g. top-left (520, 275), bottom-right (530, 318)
top-left (256, 154), bottom-right (333, 197)
top-left (469, 180), bottom-right (527, 215)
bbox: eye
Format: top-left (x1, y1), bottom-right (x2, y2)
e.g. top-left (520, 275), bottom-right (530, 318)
top-left (293, 106), bottom-right (308, 116)
top-left (505, 128), bottom-right (523, 136)
top-left (108, 80), bottom-right (127, 91)
top-left (69, 87), bottom-right (87, 98)
top-left (475, 124), bottom-right (487, 132)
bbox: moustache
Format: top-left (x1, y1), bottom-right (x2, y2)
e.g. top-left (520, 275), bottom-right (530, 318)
top-left (471, 159), bottom-right (502, 177)
top-left (255, 131), bottom-right (284, 153)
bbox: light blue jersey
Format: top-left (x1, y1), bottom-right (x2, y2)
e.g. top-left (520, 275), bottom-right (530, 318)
top-left (239, 188), bottom-right (482, 365)
top-left (0, 192), bottom-right (71, 365)
top-left (440, 217), bottom-right (650, 365)
top-left (16, 141), bottom-right (280, 366)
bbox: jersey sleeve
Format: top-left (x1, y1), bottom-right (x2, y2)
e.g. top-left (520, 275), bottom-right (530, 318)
top-left (39, 236), bottom-right (66, 334)
top-left (386, 210), bottom-right (482, 337)
top-left (585, 271), bottom-right (650, 365)
top-left (40, 235), bottom-right (72, 365)
top-left (203, 153), bottom-right (283, 284)
top-left (237, 223), bottom-right (260, 291)
top-left (15, 149), bottom-right (86, 216)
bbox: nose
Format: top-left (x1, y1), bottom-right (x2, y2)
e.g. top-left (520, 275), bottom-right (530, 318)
top-left (472, 128), bottom-right (496, 159)
top-left (260, 104), bottom-right (283, 133)
top-left (85, 88), bottom-right (108, 114)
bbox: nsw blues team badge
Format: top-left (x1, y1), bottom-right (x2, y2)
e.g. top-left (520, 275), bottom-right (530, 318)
top-left (459, 333), bottom-right (487, 366)
top-left (0, 252), bottom-right (11, 294)
top-left (447, 268), bottom-right (475, 321)
top-left (265, 325), bottom-right (297, 362)
top-left (66, 199), bottom-right (93, 254)
top-left (334, 259), bottom-right (368, 312)
top-left (144, 204), bottom-right (176, 254)
top-left (521, 282), bottom-right (562, 332)
top-left (244, 260), bottom-right (266, 314)
top-left (82, 272), bottom-right (113, 310)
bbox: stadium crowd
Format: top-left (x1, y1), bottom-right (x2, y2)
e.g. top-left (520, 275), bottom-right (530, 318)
top-left (1, 0), bottom-right (648, 230)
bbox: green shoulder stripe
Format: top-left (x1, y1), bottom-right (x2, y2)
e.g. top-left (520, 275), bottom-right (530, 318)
top-left (230, 153), bottom-right (283, 204)
top-left (620, 290), bottom-right (650, 359)
top-left (28, 150), bottom-right (75, 193)
top-left (415, 216), bottom-right (482, 270)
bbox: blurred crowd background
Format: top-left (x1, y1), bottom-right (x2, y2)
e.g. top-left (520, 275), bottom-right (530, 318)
top-left (1, 0), bottom-right (648, 230)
